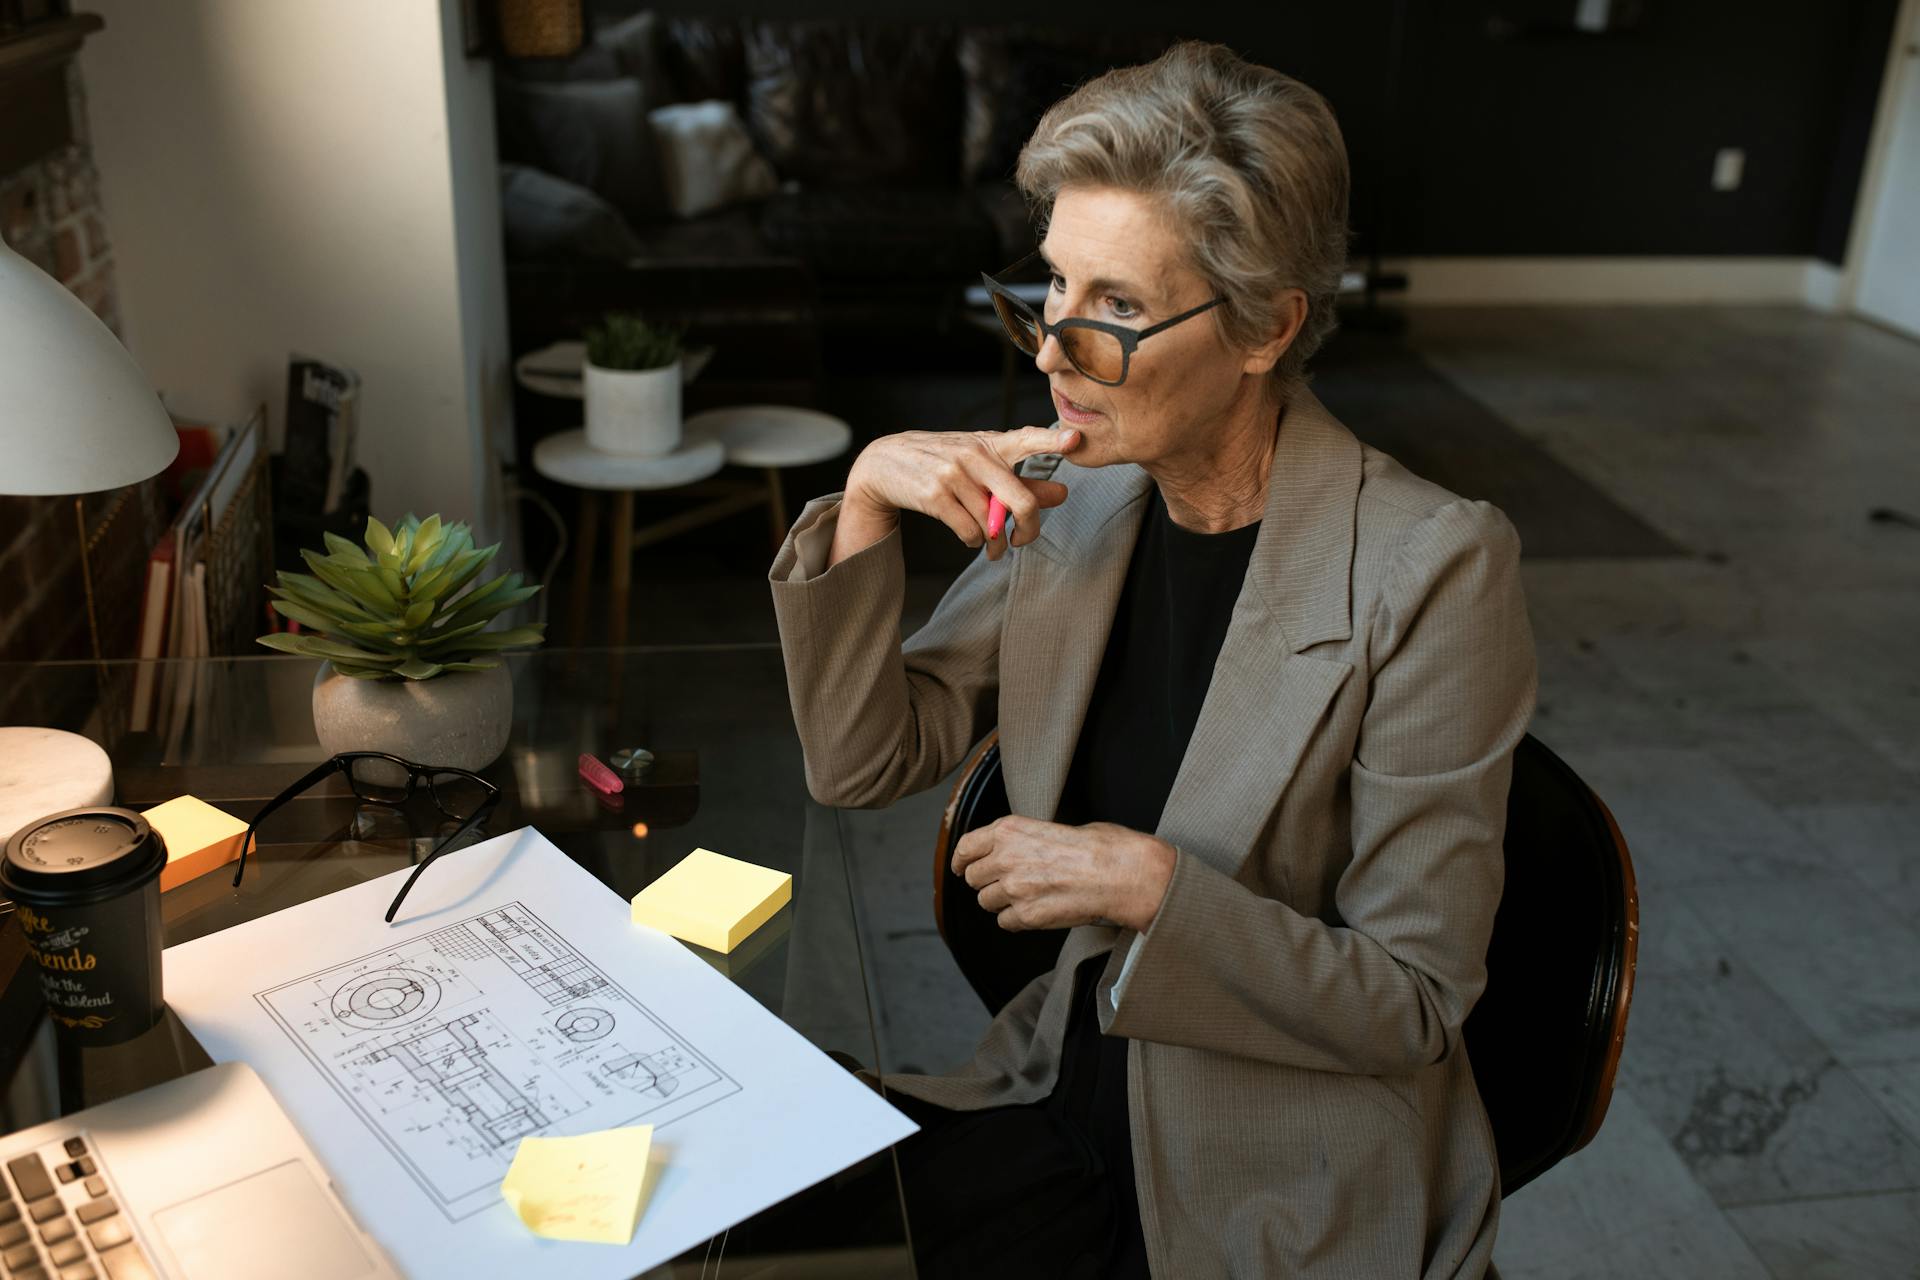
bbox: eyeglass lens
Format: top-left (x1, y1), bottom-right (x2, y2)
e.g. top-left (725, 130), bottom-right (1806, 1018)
top-left (427, 770), bottom-right (491, 820)
top-left (345, 756), bottom-right (415, 806)
top-left (990, 295), bottom-right (1127, 384)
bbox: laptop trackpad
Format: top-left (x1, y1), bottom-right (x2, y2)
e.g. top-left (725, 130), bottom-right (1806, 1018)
top-left (153, 1159), bottom-right (378, 1280)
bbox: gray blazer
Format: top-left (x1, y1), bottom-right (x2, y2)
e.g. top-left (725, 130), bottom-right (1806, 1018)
top-left (768, 388), bottom-right (1537, 1278)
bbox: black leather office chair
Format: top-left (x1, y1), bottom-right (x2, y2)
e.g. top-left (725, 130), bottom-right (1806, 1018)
top-left (931, 731), bottom-right (1639, 1196)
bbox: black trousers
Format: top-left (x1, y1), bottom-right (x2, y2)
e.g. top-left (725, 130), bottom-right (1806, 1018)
top-left (738, 959), bottom-right (1150, 1277)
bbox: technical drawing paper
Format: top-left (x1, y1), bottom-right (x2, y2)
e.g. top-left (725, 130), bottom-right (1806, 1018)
top-left (164, 827), bottom-right (917, 1279)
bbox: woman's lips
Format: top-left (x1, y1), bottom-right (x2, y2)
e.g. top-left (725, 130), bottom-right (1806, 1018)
top-left (1052, 388), bottom-right (1101, 424)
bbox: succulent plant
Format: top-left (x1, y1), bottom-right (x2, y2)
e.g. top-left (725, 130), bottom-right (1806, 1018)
top-left (256, 514), bottom-right (544, 680)
top-left (584, 311), bottom-right (687, 372)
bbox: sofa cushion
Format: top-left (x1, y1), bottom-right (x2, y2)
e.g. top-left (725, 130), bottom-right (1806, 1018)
top-left (649, 100), bottom-right (780, 220)
top-left (757, 187), bottom-right (998, 280)
top-left (499, 163), bottom-right (643, 263)
top-left (743, 20), bottom-right (963, 188)
top-left (958, 27), bottom-right (1174, 185)
top-left (495, 77), bottom-right (670, 226)
top-left (626, 205), bottom-right (773, 264)
top-left (658, 16), bottom-right (748, 107)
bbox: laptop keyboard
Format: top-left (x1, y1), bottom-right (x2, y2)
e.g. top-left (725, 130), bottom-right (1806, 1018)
top-left (2, 1138), bottom-right (157, 1280)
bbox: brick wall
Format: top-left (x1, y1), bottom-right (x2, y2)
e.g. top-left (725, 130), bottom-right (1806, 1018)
top-left (1, 61), bottom-right (155, 705)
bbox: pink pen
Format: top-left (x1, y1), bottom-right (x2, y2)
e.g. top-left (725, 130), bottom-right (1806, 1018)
top-left (578, 753), bottom-right (624, 795)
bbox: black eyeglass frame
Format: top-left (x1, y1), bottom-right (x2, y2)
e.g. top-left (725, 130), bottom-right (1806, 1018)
top-left (231, 751), bottom-right (502, 923)
top-left (978, 250), bottom-right (1228, 388)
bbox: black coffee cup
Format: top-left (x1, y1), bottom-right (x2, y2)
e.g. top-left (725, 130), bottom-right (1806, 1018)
top-left (2, 806), bottom-right (167, 1047)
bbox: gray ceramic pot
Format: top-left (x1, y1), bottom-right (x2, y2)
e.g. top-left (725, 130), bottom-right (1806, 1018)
top-left (311, 662), bottom-right (513, 783)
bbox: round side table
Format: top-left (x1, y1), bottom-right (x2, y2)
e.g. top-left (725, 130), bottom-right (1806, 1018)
top-left (530, 405), bottom-right (851, 648)
top-left (532, 430), bottom-right (727, 650)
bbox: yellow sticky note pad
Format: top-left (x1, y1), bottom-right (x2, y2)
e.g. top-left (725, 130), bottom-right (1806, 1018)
top-left (630, 848), bottom-right (793, 954)
top-left (500, 1125), bottom-right (654, 1245)
top-left (142, 795), bottom-right (249, 892)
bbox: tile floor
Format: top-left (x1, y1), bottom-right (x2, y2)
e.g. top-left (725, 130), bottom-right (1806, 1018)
top-left (835, 305), bottom-right (1920, 1279)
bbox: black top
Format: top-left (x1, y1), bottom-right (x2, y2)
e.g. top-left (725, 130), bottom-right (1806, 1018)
top-left (1050, 483), bottom-right (1262, 1273)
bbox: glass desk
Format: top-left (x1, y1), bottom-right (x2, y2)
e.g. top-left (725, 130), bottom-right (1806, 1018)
top-left (0, 646), bottom-right (913, 1277)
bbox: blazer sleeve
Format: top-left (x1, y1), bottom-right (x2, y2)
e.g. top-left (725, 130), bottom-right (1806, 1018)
top-left (1105, 498), bottom-right (1537, 1076)
top-left (768, 494), bottom-right (1010, 809)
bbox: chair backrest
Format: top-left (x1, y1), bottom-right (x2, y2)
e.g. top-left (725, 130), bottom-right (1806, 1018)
top-left (931, 730), bottom-right (1639, 1197)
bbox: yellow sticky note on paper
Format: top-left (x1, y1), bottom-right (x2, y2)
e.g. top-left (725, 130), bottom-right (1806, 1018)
top-left (500, 1125), bottom-right (654, 1245)
top-left (143, 795), bottom-right (249, 892)
top-left (630, 847), bottom-right (792, 953)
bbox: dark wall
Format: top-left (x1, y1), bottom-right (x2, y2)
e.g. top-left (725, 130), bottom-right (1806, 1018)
top-left (600, 0), bottom-right (1899, 263)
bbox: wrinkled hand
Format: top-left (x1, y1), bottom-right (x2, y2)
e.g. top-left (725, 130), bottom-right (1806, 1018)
top-left (830, 425), bottom-right (1080, 567)
top-left (952, 816), bottom-right (1175, 934)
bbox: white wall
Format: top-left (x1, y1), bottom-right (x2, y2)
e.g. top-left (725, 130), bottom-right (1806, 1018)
top-left (79, 0), bottom-right (511, 536)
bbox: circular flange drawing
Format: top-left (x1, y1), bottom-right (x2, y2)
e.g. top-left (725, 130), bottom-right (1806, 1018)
top-left (331, 968), bottom-right (440, 1031)
top-left (554, 1007), bottom-right (615, 1042)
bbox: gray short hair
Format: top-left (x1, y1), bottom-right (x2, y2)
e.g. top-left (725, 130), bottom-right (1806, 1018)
top-left (1015, 40), bottom-right (1351, 389)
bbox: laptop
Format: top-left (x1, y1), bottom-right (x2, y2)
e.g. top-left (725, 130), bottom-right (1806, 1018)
top-left (0, 1062), bottom-right (396, 1280)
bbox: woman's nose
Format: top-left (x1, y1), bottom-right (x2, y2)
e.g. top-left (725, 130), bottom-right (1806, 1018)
top-left (1034, 331), bottom-right (1068, 375)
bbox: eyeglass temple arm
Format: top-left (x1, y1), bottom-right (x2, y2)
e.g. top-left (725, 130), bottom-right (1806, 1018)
top-left (382, 795), bottom-right (502, 924)
top-left (232, 757), bottom-right (346, 887)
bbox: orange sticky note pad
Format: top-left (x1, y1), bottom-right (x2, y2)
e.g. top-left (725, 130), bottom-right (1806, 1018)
top-left (142, 795), bottom-right (249, 892)
top-left (629, 848), bottom-right (792, 954)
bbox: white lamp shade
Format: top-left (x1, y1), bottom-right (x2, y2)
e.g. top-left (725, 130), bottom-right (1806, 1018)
top-left (0, 236), bottom-right (177, 495)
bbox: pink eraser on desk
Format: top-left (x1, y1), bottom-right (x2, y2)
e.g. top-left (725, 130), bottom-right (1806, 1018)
top-left (578, 754), bottom-right (623, 795)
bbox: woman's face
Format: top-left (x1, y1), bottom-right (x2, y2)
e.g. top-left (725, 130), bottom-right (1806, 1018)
top-left (1034, 185), bottom-right (1296, 471)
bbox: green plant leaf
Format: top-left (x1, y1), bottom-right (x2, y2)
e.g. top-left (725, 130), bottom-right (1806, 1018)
top-left (372, 564), bottom-right (407, 602)
top-left (324, 618), bottom-right (406, 648)
top-left (267, 598), bottom-right (358, 636)
top-left (419, 524), bottom-right (470, 578)
top-left (323, 532), bottom-right (370, 566)
top-left (440, 659), bottom-right (502, 671)
top-left (401, 599), bottom-right (435, 629)
top-left (300, 549), bottom-right (364, 599)
top-left (277, 631), bottom-right (402, 666)
top-left (348, 567), bottom-right (402, 611)
top-left (273, 573), bottom-right (383, 624)
top-left (434, 571), bottom-right (513, 620)
top-left (412, 547), bottom-right (493, 606)
top-left (407, 515), bottom-right (444, 573)
top-left (416, 619), bottom-right (492, 649)
top-left (256, 632), bottom-right (328, 658)
top-left (423, 544), bottom-right (499, 605)
top-left (430, 584), bottom-right (540, 637)
top-left (332, 664), bottom-right (394, 679)
top-left (444, 624), bottom-right (545, 653)
top-left (363, 516), bottom-right (396, 558)
top-left (393, 657), bottom-right (445, 681)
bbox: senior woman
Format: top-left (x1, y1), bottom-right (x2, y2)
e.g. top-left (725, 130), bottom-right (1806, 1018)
top-left (768, 39), bottom-right (1535, 1280)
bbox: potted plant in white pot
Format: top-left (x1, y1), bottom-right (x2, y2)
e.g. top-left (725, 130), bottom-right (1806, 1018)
top-left (256, 514), bottom-right (544, 782)
top-left (583, 312), bottom-right (688, 456)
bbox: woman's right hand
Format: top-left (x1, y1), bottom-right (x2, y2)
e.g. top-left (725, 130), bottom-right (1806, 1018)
top-left (829, 425), bottom-right (1081, 568)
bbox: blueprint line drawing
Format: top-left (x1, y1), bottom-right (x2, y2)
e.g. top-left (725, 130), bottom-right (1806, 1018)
top-left (257, 901), bottom-right (740, 1221)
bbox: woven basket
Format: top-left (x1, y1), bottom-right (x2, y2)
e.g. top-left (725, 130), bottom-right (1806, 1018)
top-left (496, 0), bottom-right (583, 59)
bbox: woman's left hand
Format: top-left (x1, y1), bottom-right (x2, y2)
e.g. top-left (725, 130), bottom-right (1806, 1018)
top-left (953, 816), bottom-right (1176, 934)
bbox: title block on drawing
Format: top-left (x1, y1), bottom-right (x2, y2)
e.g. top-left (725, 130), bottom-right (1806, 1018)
top-left (629, 848), bottom-right (792, 954)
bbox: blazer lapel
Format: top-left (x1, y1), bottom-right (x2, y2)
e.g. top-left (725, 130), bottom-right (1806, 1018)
top-left (997, 459), bottom-right (1152, 822)
top-left (1152, 388), bottom-right (1365, 881)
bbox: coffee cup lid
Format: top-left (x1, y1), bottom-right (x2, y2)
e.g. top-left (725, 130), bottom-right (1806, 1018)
top-left (1, 807), bottom-right (167, 907)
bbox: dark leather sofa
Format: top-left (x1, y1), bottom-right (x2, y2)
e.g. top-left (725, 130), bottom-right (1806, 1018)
top-left (498, 10), bottom-right (1172, 354)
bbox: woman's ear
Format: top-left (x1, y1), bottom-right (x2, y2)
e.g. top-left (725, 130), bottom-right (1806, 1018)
top-left (1241, 288), bottom-right (1309, 377)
